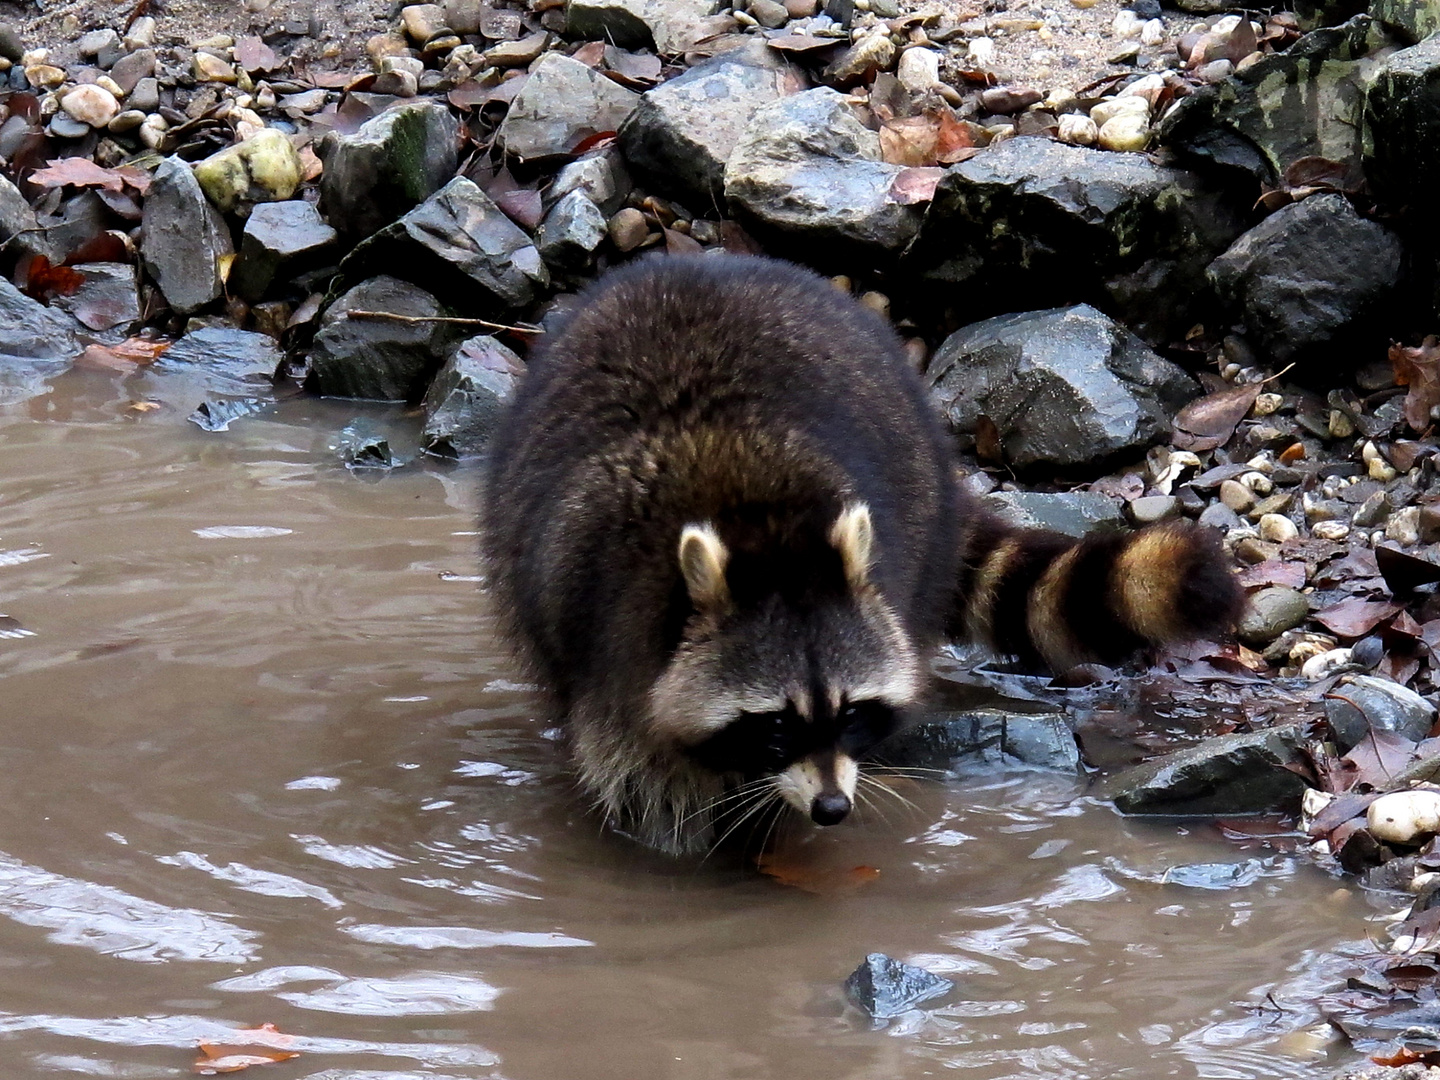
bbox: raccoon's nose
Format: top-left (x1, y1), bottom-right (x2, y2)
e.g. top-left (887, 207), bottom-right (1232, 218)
top-left (810, 792), bottom-right (851, 826)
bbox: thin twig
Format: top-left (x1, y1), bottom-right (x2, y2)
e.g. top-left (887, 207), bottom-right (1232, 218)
top-left (345, 309), bottom-right (544, 336)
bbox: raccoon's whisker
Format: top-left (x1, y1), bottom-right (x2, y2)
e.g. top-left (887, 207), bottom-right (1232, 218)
top-left (857, 772), bottom-right (923, 817)
top-left (678, 777), bottom-right (777, 827)
top-left (755, 795), bottom-right (788, 857)
top-left (851, 784), bottom-right (893, 828)
top-left (702, 786), bottom-right (781, 861)
top-left (863, 764), bottom-right (949, 778)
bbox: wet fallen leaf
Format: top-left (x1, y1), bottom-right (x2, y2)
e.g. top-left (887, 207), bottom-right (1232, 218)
top-left (1373, 1046), bottom-right (1440, 1067)
top-left (78, 336), bottom-right (172, 373)
top-left (1313, 597), bottom-right (1404, 638)
top-left (1171, 382), bottom-right (1262, 452)
top-left (756, 853), bottom-right (881, 895)
top-left (880, 115), bottom-right (941, 167)
top-left (1237, 560), bottom-right (1307, 590)
top-left (29, 157), bottom-right (150, 195)
top-left (194, 1023), bottom-right (299, 1075)
top-left (1391, 337), bottom-right (1440, 433)
top-left (974, 414), bottom-right (1003, 465)
top-left (887, 166), bottom-right (945, 205)
top-left (128, 401), bottom-right (162, 412)
top-left (766, 34), bottom-right (844, 54)
top-left (66, 230), bottom-right (130, 265)
top-left (493, 187), bottom-right (544, 231)
top-left (568, 130), bottom-right (617, 157)
top-left (571, 40), bottom-right (606, 66)
top-left (20, 254), bottom-right (85, 302)
top-left (1340, 728), bottom-right (1418, 791)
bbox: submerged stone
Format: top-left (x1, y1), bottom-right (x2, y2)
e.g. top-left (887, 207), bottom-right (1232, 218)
top-left (844, 953), bottom-right (953, 1019)
top-left (336, 417), bottom-right (401, 469)
top-left (1106, 722), bottom-right (1311, 816)
top-left (0, 276), bottom-right (79, 361)
top-left (188, 398), bottom-right (269, 432)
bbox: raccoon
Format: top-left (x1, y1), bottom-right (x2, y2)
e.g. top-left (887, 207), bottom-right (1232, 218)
top-left (482, 254), bottom-right (1243, 855)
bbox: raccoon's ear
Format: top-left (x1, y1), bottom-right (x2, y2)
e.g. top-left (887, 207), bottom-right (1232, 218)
top-left (678, 523), bottom-right (730, 610)
top-left (830, 502), bottom-right (874, 589)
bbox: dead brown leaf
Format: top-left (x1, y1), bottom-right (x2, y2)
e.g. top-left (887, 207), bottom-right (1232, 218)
top-left (20, 254), bottom-right (85, 302)
top-left (1391, 336), bottom-right (1440, 433)
top-left (194, 1023), bottom-right (299, 1075)
top-left (887, 166), bottom-right (945, 205)
top-left (1171, 382), bottom-right (1262, 452)
top-left (1237, 560), bottom-right (1307, 590)
top-left (1312, 597), bottom-right (1403, 638)
top-left (974, 414), bottom-right (1003, 465)
top-left (235, 36), bottom-right (279, 74)
top-left (756, 853), bottom-right (881, 895)
top-left (29, 157), bottom-right (133, 193)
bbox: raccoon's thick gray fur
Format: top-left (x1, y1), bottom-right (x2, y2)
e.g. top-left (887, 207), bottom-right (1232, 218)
top-left (483, 254), bottom-right (1242, 854)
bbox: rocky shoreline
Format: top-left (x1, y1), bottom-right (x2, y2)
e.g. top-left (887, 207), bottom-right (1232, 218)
top-left (6, 0), bottom-right (1440, 1070)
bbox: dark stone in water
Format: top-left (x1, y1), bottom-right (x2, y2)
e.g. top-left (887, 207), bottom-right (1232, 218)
top-left (337, 418), bottom-right (400, 469)
top-left (844, 953), bottom-right (953, 1019)
top-left (0, 277), bottom-right (79, 362)
top-left (421, 335), bottom-right (525, 459)
top-left (1162, 859), bottom-right (1265, 889)
top-left (879, 709), bottom-right (1081, 773)
top-left (188, 398), bottom-right (268, 432)
top-left (1105, 722), bottom-right (1311, 816)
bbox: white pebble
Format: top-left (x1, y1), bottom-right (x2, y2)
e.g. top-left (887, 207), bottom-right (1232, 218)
top-left (1212, 14), bottom-right (1242, 31)
top-left (1368, 790), bottom-right (1440, 846)
top-left (1057, 113), bottom-right (1098, 145)
top-left (1112, 9), bottom-right (1143, 37)
top-left (897, 47), bottom-right (942, 92)
top-left (62, 84), bottom-right (120, 128)
top-left (1140, 17), bottom-right (1164, 45)
top-left (1090, 93), bottom-right (1149, 127)
top-left (1301, 648), bottom-right (1354, 680)
top-left (1387, 505), bottom-right (1421, 546)
top-left (1362, 440), bottom-right (1398, 482)
top-left (1239, 470), bottom-right (1273, 495)
top-left (1257, 513), bottom-right (1297, 543)
top-left (968, 36), bottom-right (995, 65)
top-left (1098, 113), bottom-right (1149, 151)
top-left (1312, 520), bottom-right (1350, 541)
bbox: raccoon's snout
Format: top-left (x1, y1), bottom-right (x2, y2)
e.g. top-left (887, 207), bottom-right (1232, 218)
top-left (810, 791), bottom-right (851, 826)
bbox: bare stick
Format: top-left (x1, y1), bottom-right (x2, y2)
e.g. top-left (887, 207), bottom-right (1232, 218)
top-left (345, 309), bottom-right (544, 335)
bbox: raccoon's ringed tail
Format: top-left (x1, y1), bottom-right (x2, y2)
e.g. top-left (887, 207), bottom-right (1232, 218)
top-left (1109, 524), bottom-right (1205, 644)
top-left (1025, 544), bottom-right (1087, 673)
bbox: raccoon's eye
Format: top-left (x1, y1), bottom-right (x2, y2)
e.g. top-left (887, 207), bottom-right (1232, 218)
top-left (837, 700), bottom-right (897, 757)
top-left (684, 709), bottom-right (797, 775)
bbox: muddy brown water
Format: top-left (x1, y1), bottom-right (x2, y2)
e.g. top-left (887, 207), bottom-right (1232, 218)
top-left (0, 362), bottom-right (1388, 1079)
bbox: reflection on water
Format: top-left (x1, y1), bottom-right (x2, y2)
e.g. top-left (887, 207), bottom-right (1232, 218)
top-left (0, 362), bottom-right (1376, 1078)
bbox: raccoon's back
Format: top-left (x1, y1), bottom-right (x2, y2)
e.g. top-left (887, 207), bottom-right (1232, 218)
top-left (482, 255), bottom-right (959, 702)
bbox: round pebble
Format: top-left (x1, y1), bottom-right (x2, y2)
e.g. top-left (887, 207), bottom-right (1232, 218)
top-left (858, 291), bottom-right (890, 318)
top-left (107, 109), bottom-right (146, 133)
top-left (24, 63), bottom-right (65, 88)
top-left (607, 208), bottom-right (649, 252)
top-left (1219, 479), bottom-right (1255, 513)
top-left (62, 83), bottom-right (120, 128)
top-left (897, 47), bottom-right (941, 92)
top-left (1257, 513), bottom-right (1298, 543)
top-left (1057, 113), bottom-right (1097, 145)
top-left (194, 52), bottom-right (238, 83)
top-left (1139, 18), bottom-right (1164, 45)
top-left (1090, 94), bottom-right (1149, 127)
top-left (785, 0), bottom-right (819, 16)
top-left (748, 0), bottom-right (791, 28)
top-left (1311, 520), bottom-right (1350, 541)
top-left (1387, 505), bottom-right (1422, 546)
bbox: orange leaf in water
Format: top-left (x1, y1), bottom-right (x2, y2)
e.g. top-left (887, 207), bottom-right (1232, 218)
top-left (75, 336), bottom-right (172, 372)
top-left (20, 254), bottom-right (85, 301)
top-left (756, 852), bottom-right (880, 894)
top-left (194, 1023), bottom-right (300, 1075)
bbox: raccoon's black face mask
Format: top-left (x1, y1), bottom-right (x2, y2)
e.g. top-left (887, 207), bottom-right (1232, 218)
top-left (649, 505), bottom-right (920, 827)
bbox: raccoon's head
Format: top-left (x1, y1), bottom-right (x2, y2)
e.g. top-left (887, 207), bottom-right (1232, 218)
top-left (649, 503), bottom-right (920, 828)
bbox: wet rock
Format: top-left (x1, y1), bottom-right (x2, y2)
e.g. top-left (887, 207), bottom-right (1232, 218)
top-left (983, 490), bottom-right (1126, 536)
top-left (1159, 15), bottom-right (1391, 183)
top-left (231, 201), bottom-right (338, 303)
top-left (306, 276), bottom-right (459, 401)
top-left (188, 397), bottom-right (268, 432)
top-left (193, 128), bottom-right (304, 214)
top-left (879, 708), bottom-right (1081, 772)
top-left (844, 953), bottom-right (953, 1019)
top-left (1325, 674), bottom-right (1437, 752)
top-left (336, 418), bottom-right (400, 469)
top-left (1368, 789), bottom-right (1440, 846)
top-left (724, 87), bottom-right (923, 257)
top-left (344, 176), bottom-right (548, 313)
top-left (548, 145), bottom-right (632, 217)
top-left (52, 262), bottom-right (139, 332)
top-left (566, 0), bottom-right (717, 53)
top-left (1238, 586), bottom-right (1311, 645)
top-left (926, 304), bottom-right (1197, 471)
top-left (318, 100), bottom-right (460, 238)
top-left (535, 190), bottom-right (607, 271)
top-left (140, 156), bottom-right (233, 315)
top-left (1369, 0), bottom-right (1440, 42)
top-left (159, 326), bottom-right (283, 381)
top-left (1107, 722), bottom-right (1311, 815)
top-left (1207, 194), bottom-right (1402, 365)
top-left (620, 45), bottom-right (796, 206)
top-left (0, 277), bottom-right (79, 361)
top-left (0, 174), bottom-right (50, 261)
top-left (497, 52), bottom-right (641, 163)
top-left (421, 335), bottom-right (525, 458)
top-left (1364, 34), bottom-right (1440, 220)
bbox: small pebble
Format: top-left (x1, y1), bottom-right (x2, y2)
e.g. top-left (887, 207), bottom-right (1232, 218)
top-left (1113, 9), bottom-right (1143, 37)
top-left (786, 0), bottom-right (819, 16)
top-left (1090, 94), bottom-right (1148, 127)
top-left (24, 63), bottom-right (65, 88)
top-left (1127, 0), bottom-right (1161, 18)
top-left (1328, 409), bottom-right (1355, 439)
top-left (1057, 113), bottom-right (1097, 145)
top-left (858, 291), bottom-right (890, 319)
top-left (1311, 520), bottom-right (1350, 541)
top-left (1196, 58), bottom-right (1233, 83)
top-left (194, 53), bottom-right (238, 83)
top-left (1257, 513), bottom-right (1298, 543)
top-left (62, 84), bottom-right (120, 128)
top-left (749, 0), bottom-right (791, 28)
top-left (1387, 505), bottom-right (1422, 546)
top-left (107, 109), bottom-right (146, 133)
top-left (1098, 113), bottom-right (1149, 151)
top-left (1362, 440), bottom-right (1398, 482)
top-left (124, 16), bottom-right (158, 50)
top-left (1128, 495), bottom-right (1179, 524)
top-left (967, 37), bottom-right (995, 66)
top-left (1301, 648), bottom-right (1356, 680)
top-left (896, 47), bottom-right (941, 92)
top-left (1139, 18), bottom-right (1164, 46)
top-left (607, 207), bottom-right (649, 252)
top-left (1219, 479), bottom-right (1255, 513)
top-left (401, 3), bottom-right (449, 41)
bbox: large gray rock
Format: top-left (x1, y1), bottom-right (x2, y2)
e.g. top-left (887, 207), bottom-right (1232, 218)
top-left (0, 174), bottom-right (52, 261)
top-left (318, 100), bottom-right (460, 238)
top-left (1369, 0), bottom-right (1440, 41)
top-left (620, 46), bottom-right (798, 206)
top-left (1207, 194), bottom-right (1402, 364)
top-left (908, 138), bottom-right (1245, 337)
top-left (342, 176), bottom-right (548, 312)
top-left (140, 156), bottom-right (232, 315)
top-left (535, 190), bottom-right (607, 271)
top-left (421, 335), bottom-right (525, 458)
top-left (1364, 34), bottom-right (1440, 220)
top-left (925, 304), bottom-right (1198, 471)
top-left (0, 277), bottom-right (79, 362)
top-left (498, 53), bottom-right (641, 163)
top-left (724, 87), bottom-right (923, 256)
top-left (566, 0), bottom-right (717, 53)
top-left (230, 200), bottom-right (338, 302)
top-left (1106, 722), bottom-right (1311, 816)
top-left (1159, 15), bottom-right (1393, 183)
top-left (878, 708), bottom-right (1081, 772)
top-left (548, 145), bottom-right (632, 216)
top-left (983, 490), bottom-right (1127, 536)
top-left (306, 276), bottom-right (460, 401)
top-left (52, 262), bottom-right (139, 332)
